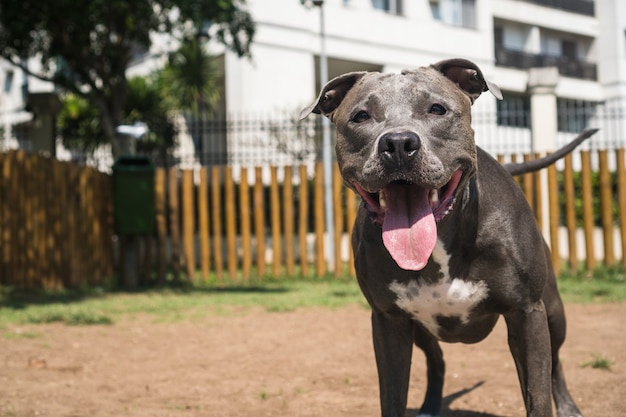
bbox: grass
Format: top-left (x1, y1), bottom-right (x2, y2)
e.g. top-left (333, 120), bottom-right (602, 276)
top-left (259, 389), bottom-right (268, 401)
top-left (0, 275), bottom-right (367, 326)
top-left (581, 353), bottom-right (613, 371)
top-left (3, 330), bottom-right (42, 340)
top-left (556, 264), bottom-right (626, 303)
top-left (24, 310), bottom-right (114, 326)
top-left (0, 265), bottom-right (623, 328)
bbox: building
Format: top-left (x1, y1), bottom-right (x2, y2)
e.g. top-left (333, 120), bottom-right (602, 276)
top-left (193, 0), bottom-right (626, 160)
top-left (1, 0), bottom-right (625, 162)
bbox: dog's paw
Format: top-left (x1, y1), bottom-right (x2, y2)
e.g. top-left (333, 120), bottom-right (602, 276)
top-left (557, 411), bottom-right (583, 417)
top-left (557, 405), bottom-right (584, 417)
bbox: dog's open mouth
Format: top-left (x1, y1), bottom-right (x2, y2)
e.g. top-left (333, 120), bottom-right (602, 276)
top-left (354, 170), bottom-right (462, 271)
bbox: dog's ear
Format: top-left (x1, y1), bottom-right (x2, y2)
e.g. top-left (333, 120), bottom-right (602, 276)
top-left (299, 72), bottom-right (368, 120)
top-left (432, 58), bottom-right (503, 103)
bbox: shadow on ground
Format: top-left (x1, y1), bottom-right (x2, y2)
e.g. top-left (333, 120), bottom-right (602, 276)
top-left (407, 381), bottom-right (505, 417)
top-left (0, 283), bottom-right (289, 310)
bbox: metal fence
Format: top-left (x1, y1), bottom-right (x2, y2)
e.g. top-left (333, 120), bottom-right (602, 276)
top-left (168, 111), bottom-right (323, 168)
top-left (3, 97), bottom-right (626, 171)
top-left (518, 0), bottom-right (595, 16)
top-left (494, 48), bottom-right (597, 80)
top-left (158, 96), bottom-right (626, 169)
top-left (473, 95), bottom-right (626, 157)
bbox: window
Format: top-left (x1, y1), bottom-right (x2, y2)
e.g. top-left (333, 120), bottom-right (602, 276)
top-left (429, 0), bottom-right (441, 20)
top-left (371, 0), bottom-right (403, 15)
top-left (562, 40), bottom-right (577, 60)
top-left (4, 70), bottom-right (13, 93)
top-left (497, 93), bottom-right (530, 128)
top-left (541, 36), bottom-right (562, 57)
top-left (557, 98), bottom-right (595, 133)
top-left (430, 0), bottom-right (476, 29)
top-left (494, 26), bottom-right (504, 49)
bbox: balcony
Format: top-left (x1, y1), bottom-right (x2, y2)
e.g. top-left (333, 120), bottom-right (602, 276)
top-left (517, 0), bottom-right (594, 16)
top-left (495, 47), bottom-right (597, 80)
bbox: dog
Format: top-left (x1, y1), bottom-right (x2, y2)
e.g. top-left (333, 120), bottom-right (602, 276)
top-left (300, 58), bottom-right (589, 417)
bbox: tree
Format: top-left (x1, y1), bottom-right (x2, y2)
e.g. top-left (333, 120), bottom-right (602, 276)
top-left (57, 94), bottom-right (108, 153)
top-left (158, 36), bottom-right (222, 116)
top-left (58, 37), bottom-right (223, 160)
top-left (58, 75), bottom-right (178, 159)
top-left (125, 76), bottom-right (178, 158)
top-left (156, 35), bottom-right (224, 163)
top-left (0, 0), bottom-right (255, 156)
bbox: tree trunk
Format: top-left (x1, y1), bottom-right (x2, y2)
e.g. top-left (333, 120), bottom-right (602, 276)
top-left (93, 76), bottom-right (127, 160)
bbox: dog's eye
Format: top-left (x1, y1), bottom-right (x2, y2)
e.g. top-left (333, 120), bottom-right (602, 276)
top-left (429, 104), bottom-right (447, 115)
top-left (351, 111), bottom-right (371, 123)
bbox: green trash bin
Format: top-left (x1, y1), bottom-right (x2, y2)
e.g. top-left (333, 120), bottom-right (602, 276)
top-left (112, 156), bottom-right (155, 235)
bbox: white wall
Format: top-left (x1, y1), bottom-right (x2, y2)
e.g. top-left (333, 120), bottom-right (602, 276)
top-left (221, 0), bottom-right (496, 114)
top-left (2, 0), bottom-right (626, 156)
top-left (596, 0), bottom-right (626, 98)
top-left (224, 44), bottom-right (315, 115)
top-left (492, 0), bottom-right (596, 37)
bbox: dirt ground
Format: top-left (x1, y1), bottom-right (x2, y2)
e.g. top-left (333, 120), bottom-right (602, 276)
top-left (1, 302), bottom-right (624, 417)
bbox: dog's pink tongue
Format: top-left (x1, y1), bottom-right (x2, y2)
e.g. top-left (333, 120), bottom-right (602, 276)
top-left (382, 184), bottom-right (437, 271)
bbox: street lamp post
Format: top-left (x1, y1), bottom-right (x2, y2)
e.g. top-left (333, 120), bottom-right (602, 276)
top-left (303, 0), bottom-right (335, 272)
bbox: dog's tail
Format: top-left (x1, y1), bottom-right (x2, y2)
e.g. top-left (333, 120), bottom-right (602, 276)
top-left (504, 128), bottom-right (599, 176)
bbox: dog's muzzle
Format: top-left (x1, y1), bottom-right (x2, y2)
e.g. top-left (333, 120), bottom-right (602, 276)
top-left (354, 170), bottom-right (462, 271)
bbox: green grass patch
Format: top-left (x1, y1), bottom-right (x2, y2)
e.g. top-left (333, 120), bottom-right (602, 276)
top-left (0, 265), bottom-right (623, 327)
top-left (3, 330), bottom-right (42, 340)
top-left (557, 264), bottom-right (626, 303)
top-left (24, 309), bottom-right (114, 326)
top-left (581, 353), bottom-right (613, 371)
top-left (0, 275), bottom-right (367, 325)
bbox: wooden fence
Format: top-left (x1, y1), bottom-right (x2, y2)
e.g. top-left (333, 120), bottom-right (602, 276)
top-left (2, 148), bottom-right (626, 288)
top-left (0, 150), bottom-right (113, 289)
top-left (130, 163), bottom-right (359, 285)
top-left (499, 149), bottom-right (626, 275)
top-left (131, 148), bottom-right (626, 284)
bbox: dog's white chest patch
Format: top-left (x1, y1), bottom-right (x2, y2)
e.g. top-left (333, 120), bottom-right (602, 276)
top-left (388, 241), bottom-right (489, 338)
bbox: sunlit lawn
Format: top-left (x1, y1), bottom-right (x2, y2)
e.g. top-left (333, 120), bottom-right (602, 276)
top-left (0, 265), bottom-right (624, 328)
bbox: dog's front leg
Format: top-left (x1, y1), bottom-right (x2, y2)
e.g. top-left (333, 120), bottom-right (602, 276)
top-left (372, 311), bottom-right (414, 417)
top-left (505, 301), bottom-right (554, 417)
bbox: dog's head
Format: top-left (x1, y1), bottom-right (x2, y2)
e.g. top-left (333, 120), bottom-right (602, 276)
top-left (300, 58), bottom-right (502, 271)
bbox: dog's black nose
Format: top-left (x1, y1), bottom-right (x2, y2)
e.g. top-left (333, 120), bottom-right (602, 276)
top-left (378, 131), bottom-right (420, 166)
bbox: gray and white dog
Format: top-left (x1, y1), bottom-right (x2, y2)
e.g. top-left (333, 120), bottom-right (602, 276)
top-left (300, 58), bottom-right (592, 417)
